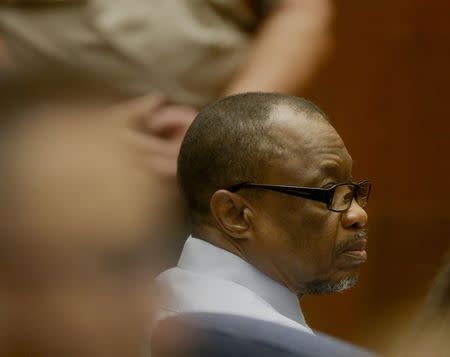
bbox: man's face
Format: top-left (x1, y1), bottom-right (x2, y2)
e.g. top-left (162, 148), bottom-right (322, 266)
top-left (246, 107), bottom-right (368, 295)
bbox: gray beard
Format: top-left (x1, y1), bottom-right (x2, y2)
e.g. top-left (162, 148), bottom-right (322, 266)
top-left (301, 274), bottom-right (358, 295)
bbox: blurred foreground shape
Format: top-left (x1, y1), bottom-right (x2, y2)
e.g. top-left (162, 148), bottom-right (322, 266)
top-left (0, 71), bottom-right (168, 357)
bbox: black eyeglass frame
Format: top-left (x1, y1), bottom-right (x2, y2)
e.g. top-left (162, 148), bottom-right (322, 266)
top-left (226, 180), bottom-right (371, 212)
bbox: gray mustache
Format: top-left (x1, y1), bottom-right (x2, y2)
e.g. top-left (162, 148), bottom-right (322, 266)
top-left (336, 230), bottom-right (368, 254)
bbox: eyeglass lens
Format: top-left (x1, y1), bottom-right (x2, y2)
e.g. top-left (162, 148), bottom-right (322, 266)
top-left (331, 183), bottom-right (370, 211)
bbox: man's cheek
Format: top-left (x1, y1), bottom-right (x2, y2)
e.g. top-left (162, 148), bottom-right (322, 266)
top-left (315, 228), bottom-right (340, 270)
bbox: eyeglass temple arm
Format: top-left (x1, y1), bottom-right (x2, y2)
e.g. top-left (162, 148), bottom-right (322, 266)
top-left (228, 183), bottom-right (332, 205)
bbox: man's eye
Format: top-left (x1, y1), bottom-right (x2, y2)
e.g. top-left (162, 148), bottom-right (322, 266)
top-left (343, 192), bottom-right (353, 202)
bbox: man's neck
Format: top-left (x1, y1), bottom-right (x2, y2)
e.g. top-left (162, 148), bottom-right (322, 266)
top-left (191, 225), bottom-right (304, 300)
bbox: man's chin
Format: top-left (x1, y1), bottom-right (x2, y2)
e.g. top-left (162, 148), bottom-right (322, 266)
top-left (301, 274), bottom-right (358, 295)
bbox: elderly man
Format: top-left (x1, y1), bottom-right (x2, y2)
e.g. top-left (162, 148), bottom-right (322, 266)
top-left (154, 92), bottom-right (370, 334)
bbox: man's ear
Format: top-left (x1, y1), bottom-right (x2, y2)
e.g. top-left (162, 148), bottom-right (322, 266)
top-left (210, 189), bottom-right (254, 239)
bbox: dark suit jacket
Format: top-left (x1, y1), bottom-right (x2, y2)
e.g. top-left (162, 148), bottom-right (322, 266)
top-left (151, 312), bottom-right (378, 357)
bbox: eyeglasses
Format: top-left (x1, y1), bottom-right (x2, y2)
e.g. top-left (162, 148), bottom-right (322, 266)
top-left (226, 180), bottom-right (371, 212)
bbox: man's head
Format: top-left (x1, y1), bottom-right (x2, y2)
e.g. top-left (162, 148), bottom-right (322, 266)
top-left (178, 92), bottom-right (369, 296)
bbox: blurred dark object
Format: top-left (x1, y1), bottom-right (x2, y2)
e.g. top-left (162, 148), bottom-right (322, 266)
top-left (151, 312), bottom-right (377, 357)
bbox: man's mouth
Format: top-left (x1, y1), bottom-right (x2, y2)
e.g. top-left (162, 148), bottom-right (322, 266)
top-left (341, 239), bottom-right (367, 260)
top-left (337, 232), bottom-right (368, 262)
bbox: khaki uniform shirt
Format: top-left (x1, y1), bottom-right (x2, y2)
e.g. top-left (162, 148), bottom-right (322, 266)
top-left (0, 0), bottom-right (272, 106)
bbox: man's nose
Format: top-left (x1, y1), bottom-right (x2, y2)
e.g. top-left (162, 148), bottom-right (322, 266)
top-left (341, 199), bottom-right (368, 229)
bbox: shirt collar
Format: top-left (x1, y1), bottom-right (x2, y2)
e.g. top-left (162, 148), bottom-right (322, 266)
top-left (177, 236), bottom-right (308, 327)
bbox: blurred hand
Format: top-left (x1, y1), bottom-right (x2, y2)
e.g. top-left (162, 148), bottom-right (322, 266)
top-left (110, 94), bottom-right (197, 180)
top-left (144, 103), bottom-right (198, 179)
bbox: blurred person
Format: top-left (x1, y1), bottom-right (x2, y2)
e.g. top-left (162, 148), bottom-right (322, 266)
top-left (0, 0), bottom-right (333, 178)
top-left (0, 72), bottom-right (169, 357)
top-left (154, 93), bottom-right (371, 335)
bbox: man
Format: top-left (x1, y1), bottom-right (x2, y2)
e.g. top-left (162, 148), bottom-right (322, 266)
top-left (0, 72), bottom-right (169, 357)
top-left (154, 92), bottom-right (370, 333)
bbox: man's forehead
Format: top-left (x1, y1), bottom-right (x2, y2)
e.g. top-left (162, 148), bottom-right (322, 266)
top-left (319, 155), bottom-right (353, 180)
top-left (265, 104), bottom-right (352, 182)
top-left (269, 104), bottom-right (345, 153)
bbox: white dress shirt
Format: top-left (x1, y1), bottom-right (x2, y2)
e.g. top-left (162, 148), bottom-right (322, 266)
top-left (154, 236), bottom-right (312, 333)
